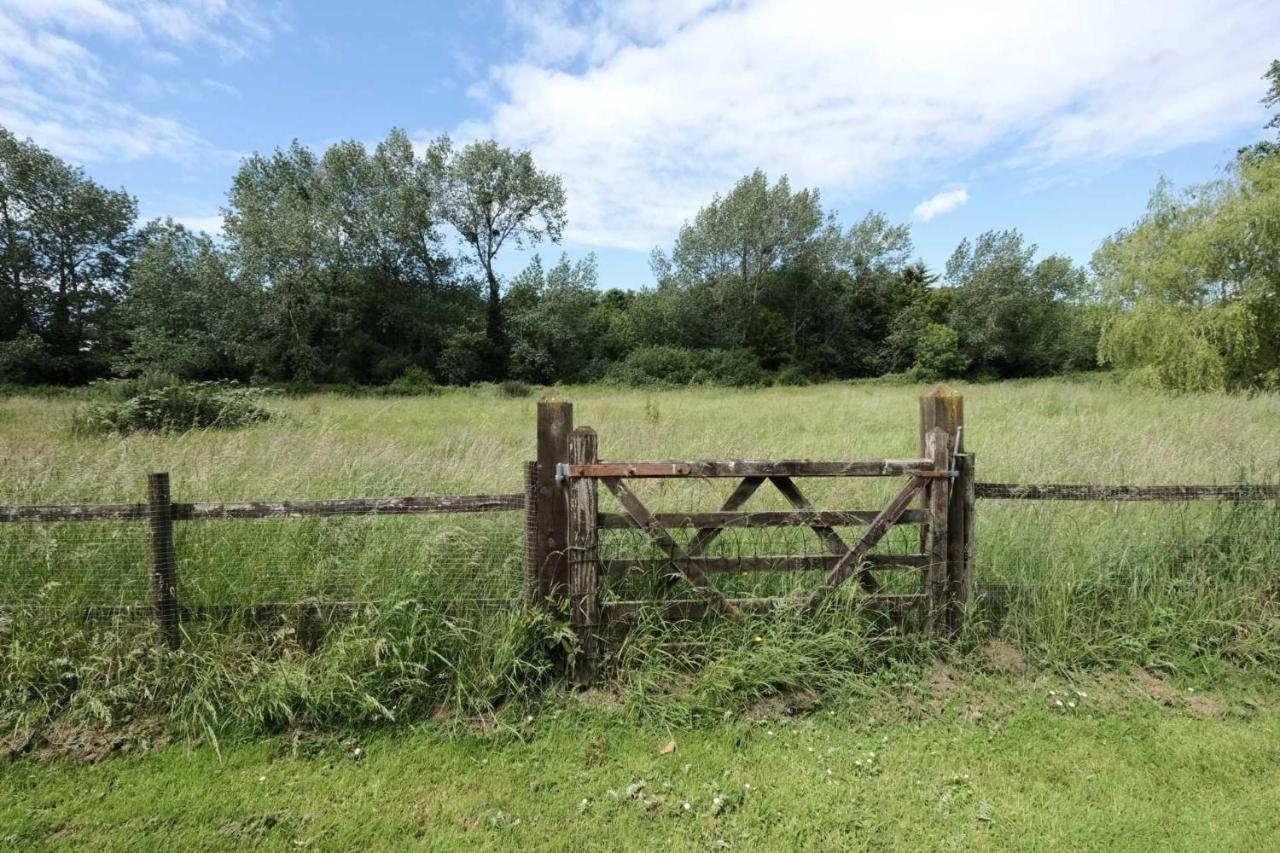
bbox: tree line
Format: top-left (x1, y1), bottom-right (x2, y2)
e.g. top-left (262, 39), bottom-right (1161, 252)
top-left (1, 61), bottom-right (1276, 392)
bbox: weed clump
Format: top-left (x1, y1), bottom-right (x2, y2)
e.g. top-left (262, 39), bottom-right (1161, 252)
top-left (72, 377), bottom-right (271, 434)
top-left (497, 380), bottom-right (534, 398)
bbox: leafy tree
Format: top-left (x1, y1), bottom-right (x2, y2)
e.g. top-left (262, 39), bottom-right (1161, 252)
top-left (946, 230), bottom-right (1092, 377)
top-left (224, 129), bottom-right (460, 382)
top-left (1095, 155), bottom-right (1280, 390)
top-left (0, 127), bottom-right (136, 382)
top-left (506, 253), bottom-right (600, 383)
top-left (441, 139), bottom-right (567, 376)
top-left (117, 220), bottom-right (260, 379)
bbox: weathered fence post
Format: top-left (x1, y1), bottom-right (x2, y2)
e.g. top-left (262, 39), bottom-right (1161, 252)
top-left (567, 427), bottom-right (599, 684)
top-left (147, 472), bottom-right (180, 650)
top-left (534, 396), bottom-right (573, 607)
top-left (919, 383), bottom-right (969, 636)
top-left (950, 451), bottom-right (975, 634)
top-left (522, 460), bottom-right (540, 607)
top-left (922, 428), bottom-right (952, 636)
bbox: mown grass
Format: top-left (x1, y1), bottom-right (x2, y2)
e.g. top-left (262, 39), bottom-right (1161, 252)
top-left (3, 670), bottom-right (1280, 851)
top-left (1, 377), bottom-right (1279, 741)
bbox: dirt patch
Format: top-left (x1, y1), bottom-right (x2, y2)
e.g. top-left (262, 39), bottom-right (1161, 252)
top-left (741, 690), bottom-right (820, 721)
top-left (30, 719), bottom-right (168, 763)
top-left (573, 687), bottom-right (625, 712)
top-left (979, 641), bottom-right (1031, 677)
top-left (1127, 668), bottom-right (1223, 717)
top-left (926, 663), bottom-right (959, 699)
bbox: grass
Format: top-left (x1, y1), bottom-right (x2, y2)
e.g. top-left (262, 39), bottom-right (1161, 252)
top-left (3, 378), bottom-right (1280, 848)
top-left (3, 669), bottom-right (1280, 850)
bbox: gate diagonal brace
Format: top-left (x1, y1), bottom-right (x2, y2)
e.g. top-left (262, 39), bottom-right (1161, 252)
top-left (599, 477), bottom-right (742, 620)
top-left (767, 476), bottom-right (880, 594)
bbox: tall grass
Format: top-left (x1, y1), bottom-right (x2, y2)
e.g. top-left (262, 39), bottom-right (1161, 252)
top-left (1, 378), bottom-right (1279, 737)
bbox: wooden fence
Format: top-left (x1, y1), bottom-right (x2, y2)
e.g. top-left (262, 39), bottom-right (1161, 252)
top-left (2, 385), bottom-right (1278, 679)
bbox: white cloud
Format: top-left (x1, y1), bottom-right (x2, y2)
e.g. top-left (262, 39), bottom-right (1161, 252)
top-left (913, 187), bottom-right (968, 222)
top-left (171, 213), bottom-right (223, 235)
top-left (473, 0), bottom-right (1279, 250)
top-left (0, 0), bottom-right (278, 164)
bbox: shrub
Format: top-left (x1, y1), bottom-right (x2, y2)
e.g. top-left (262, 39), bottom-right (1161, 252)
top-left (381, 366), bottom-right (441, 397)
top-left (907, 323), bottom-right (968, 382)
top-left (497, 379), bottom-right (534, 398)
top-left (72, 379), bottom-right (271, 434)
top-left (607, 346), bottom-right (767, 387)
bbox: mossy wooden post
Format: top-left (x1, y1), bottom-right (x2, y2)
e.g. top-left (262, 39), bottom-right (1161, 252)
top-left (535, 395), bottom-right (573, 608)
top-left (568, 427), bottom-right (599, 684)
top-left (521, 460), bottom-right (540, 607)
top-left (921, 428), bottom-right (952, 636)
top-left (950, 451), bottom-right (975, 635)
top-left (920, 385), bottom-right (962, 635)
top-left (147, 472), bottom-right (180, 650)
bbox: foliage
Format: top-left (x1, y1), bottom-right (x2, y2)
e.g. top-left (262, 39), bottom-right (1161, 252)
top-left (497, 379), bottom-right (534, 398)
top-left (71, 378), bottom-right (271, 434)
top-left (908, 323), bottom-right (967, 381)
top-left (441, 138), bottom-right (568, 377)
top-left (116, 219), bottom-right (259, 380)
top-left (0, 127), bottom-right (136, 383)
top-left (605, 346), bottom-right (767, 387)
top-left (381, 366), bottom-right (441, 397)
top-left (1095, 156), bottom-right (1280, 391)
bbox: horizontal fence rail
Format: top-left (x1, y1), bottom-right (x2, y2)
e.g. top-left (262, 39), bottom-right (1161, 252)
top-left (0, 493), bottom-right (525, 523)
top-left (976, 483), bottom-right (1280, 501)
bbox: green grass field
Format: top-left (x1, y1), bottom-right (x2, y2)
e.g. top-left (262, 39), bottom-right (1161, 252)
top-left (3, 378), bottom-right (1280, 849)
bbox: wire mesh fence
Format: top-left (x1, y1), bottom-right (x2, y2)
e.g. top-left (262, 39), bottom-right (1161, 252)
top-left (0, 495), bottom-right (528, 631)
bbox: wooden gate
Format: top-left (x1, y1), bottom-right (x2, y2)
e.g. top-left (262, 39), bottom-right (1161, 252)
top-left (533, 387), bottom-right (975, 684)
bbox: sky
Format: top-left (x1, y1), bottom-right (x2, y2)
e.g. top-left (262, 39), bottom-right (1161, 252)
top-left (2, 0), bottom-right (1277, 289)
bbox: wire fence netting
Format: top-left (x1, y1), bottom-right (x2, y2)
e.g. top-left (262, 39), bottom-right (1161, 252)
top-left (0, 510), bottom-right (525, 625)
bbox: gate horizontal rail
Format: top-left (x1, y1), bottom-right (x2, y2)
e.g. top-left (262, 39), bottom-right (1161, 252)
top-left (597, 509), bottom-right (929, 528)
top-left (563, 458), bottom-right (936, 478)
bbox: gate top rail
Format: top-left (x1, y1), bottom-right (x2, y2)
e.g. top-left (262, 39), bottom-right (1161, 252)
top-left (562, 458), bottom-right (936, 479)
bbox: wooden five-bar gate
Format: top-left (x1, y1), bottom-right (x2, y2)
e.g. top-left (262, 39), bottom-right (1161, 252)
top-left (530, 387), bottom-right (976, 683)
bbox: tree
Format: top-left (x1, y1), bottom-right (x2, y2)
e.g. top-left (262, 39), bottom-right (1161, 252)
top-left (441, 139), bottom-right (567, 377)
top-left (1095, 154), bottom-right (1280, 391)
top-left (945, 230), bottom-right (1092, 377)
top-left (0, 127), bottom-right (136, 382)
top-left (117, 220), bottom-right (260, 379)
top-left (506, 253), bottom-right (600, 383)
top-left (224, 129), bottom-right (461, 382)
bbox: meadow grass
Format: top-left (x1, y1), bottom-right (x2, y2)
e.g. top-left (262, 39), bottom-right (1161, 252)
top-left (1, 377), bottom-right (1279, 739)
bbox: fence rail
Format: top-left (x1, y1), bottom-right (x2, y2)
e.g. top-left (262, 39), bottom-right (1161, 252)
top-left (975, 483), bottom-right (1280, 501)
top-left (0, 493), bottom-right (525, 523)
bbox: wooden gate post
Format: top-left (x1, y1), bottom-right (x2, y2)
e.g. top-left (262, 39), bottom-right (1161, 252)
top-left (568, 427), bottom-right (599, 684)
top-left (535, 395), bottom-right (573, 607)
top-left (951, 451), bottom-right (975, 634)
top-left (920, 385), bottom-right (963, 636)
top-left (147, 472), bottom-right (180, 650)
top-left (922, 428), bottom-right (952, 636)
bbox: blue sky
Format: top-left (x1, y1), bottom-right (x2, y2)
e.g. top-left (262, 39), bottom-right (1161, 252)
top-left (1, 0), bottom-right (1276, 289)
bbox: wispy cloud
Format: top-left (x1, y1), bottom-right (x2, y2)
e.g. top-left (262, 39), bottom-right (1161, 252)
top-left (913, 187), bottom-right (968, 222)
top-left (0, 0), bottom-right (280, 164)
top-left (472, 0), bottom-right (1278, 250)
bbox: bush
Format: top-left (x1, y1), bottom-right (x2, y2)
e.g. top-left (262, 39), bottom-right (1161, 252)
top-left (607, 346), bottom-right (767, 387)
top-left (907, 324), bottom-right (968, 382)
top-left (72, 379), bottom-right (271, 434)
top-left (497, 380), bottom-right (534, 398)
top-left (381, 366), bottom-right (441, 397)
